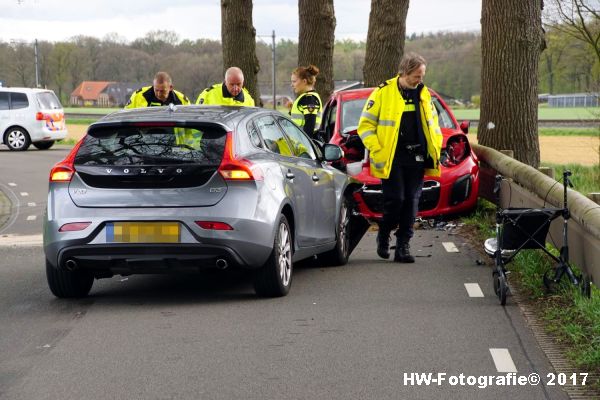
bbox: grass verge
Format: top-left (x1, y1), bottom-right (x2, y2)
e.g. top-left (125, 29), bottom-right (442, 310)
top-left (540, 163), bottom-right (600, 194)
top-left (461, 174), bottom-right (600, 389)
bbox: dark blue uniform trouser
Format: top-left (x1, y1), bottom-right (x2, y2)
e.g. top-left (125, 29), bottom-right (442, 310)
top-left (380, 163), bottom-right (425, 244)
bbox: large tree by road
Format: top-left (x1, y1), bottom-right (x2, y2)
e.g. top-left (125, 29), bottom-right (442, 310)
top-left (478, 0), bottom-right (545, 167)
top-left (298, 0), bottom-right (336, 102)
top-left (363, 0), bottom-right (410, 86)
top-left (221, 0), bottom-right (261, 104)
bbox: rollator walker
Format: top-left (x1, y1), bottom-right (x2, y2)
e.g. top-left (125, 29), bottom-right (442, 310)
top-left (484, 170), bottom-right (591, 305)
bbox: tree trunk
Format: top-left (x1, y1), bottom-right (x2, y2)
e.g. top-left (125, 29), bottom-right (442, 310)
top-left (221, 0), bottom-right (261, 105)
top-left (298, 0), bottom-right (336, 102)
top-left (478, 0), bottom-right (544, 167)
top-left (363, 0), bottom-right (409, 87)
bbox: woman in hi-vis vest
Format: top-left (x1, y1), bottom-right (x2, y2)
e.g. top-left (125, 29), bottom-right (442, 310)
top-left (289, 65), bottom-right (322, 139)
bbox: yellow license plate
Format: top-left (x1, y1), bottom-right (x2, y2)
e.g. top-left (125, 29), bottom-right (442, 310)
top-left (107, 222), bottom-right (180, 243)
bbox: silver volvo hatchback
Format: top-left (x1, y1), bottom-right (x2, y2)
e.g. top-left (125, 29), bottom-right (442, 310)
top-left (44, 106), bottom-right (367, 298)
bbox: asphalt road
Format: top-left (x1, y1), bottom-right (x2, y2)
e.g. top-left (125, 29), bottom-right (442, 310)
top-left (0, 146), bottom-right (572, 399)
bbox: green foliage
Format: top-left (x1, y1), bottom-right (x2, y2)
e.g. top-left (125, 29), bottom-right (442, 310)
top-left (2, 25), bottom-right (598, 107)
top-left (540, 163), bottom-right (600, 193)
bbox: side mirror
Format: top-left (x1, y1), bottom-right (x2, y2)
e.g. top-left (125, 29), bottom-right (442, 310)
top-left (323, 143), bottom-right (344, 162)
top-left (460, 120), bottom-right (470, 134)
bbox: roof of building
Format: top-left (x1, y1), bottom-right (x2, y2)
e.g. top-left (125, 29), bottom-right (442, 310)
top-left (71, 81), bottom-right (115, 101)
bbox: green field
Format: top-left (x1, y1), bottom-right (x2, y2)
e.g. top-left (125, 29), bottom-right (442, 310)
top-left (452, 106), bottom-right (599, 121)
top-left (64, 107), bottom-right (120, 114)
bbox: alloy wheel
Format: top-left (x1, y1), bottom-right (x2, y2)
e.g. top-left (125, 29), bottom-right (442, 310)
top-left (277, 222), bottom-right (292, 287)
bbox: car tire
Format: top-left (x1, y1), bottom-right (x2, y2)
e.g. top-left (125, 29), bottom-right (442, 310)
top-left (319, 197), bottom-right (351, 266)
top-left (33, 140), bottom-right (55, 150)
top-left (46, 259), bottom-right (94, 298)
top-left (5, 127), bottom-right (31, 151)
top-left (254, 215), bottom-right (293, 297)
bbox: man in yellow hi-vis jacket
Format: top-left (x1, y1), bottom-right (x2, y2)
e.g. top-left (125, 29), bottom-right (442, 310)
top-left (357, 53), bottom-right (442, 263)
top-left (196, 67), bottom-right (255, 106)
top-left (125, 72), bottom-right (190, 108)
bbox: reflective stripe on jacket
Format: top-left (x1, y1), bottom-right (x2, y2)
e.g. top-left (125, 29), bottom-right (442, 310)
top-left (195, 83), bottom-right (255, 106)
top-left (125, 86), bottom-right (190, 109)
top-left (290, 91), bottom-right (322, 131)
top-left (357, 77), bottom-right (443, 179)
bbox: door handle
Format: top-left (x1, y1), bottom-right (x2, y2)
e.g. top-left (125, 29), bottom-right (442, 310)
top-left (312, 173), bottom-right (320, 182)
top-left (286, 170), bottom-right (295, 179)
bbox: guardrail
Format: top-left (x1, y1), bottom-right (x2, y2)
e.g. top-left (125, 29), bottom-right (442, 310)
top-left (472, 143), bottom-right (600, 285)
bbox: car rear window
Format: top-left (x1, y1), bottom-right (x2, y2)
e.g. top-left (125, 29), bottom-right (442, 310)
top-left (36, 92), bottom-right (63, 110)
top-left (75, 124), bottom-right (227, 166)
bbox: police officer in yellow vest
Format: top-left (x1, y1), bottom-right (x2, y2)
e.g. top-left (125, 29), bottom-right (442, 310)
top-left (358, 53), bottom-right (443, 263)
top-left (125, 71), bottom-right (190, 108)
top-left (196, 67), bottom-right (255, 106)
top-left (290, 64), bottom-right (322, 139)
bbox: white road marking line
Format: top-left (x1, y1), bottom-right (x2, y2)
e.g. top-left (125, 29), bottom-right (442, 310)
top-left (20, 192), bottom-right (29, 197)
top-left (8, 183), bottom-right (17, 187)
top-left (27, 202), bottom-right (36, 207)
top-left (442, 242), bottom-right (459, 252)
top-left (0, 234), bottom-right (43, 246)
top-left (26, 215), bottom-right (37, 221)
top-left (464, 283), bottom-right (484, 297)
top-left (490, 348), bottom-right (518, 373)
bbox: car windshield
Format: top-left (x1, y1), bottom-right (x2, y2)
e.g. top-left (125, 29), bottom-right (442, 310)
top-left (340, 99), bottom-right (365, 135)
top-left (341, 95), bottom-right (457, 134)
top-left (36, 92), bottom-right (62, 110)
top-left (75, 124), bottom-right (227, 166)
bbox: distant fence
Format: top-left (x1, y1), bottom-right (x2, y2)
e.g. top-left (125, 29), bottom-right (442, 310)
top-left (473, 143), bottom-right (600, 285)
top-left (547, 93), bottom-right (599, 108)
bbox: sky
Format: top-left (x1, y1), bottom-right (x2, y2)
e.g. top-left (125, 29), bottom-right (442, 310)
top-left (2, 0), bottom-right (482, 44)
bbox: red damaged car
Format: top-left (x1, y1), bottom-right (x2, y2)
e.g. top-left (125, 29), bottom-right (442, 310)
top-left (319, 87), bottom-right (479, 221)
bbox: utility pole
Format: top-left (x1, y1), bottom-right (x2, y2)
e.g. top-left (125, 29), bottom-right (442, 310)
top-left (271, 30), bottom-right (276, 110)
top-left (34, 39), bottom-right (40, 88)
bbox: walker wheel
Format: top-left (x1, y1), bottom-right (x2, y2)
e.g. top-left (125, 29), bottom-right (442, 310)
top-left (498, 274), bottom-right (508, 306)
top-left (543, 269), bottom-right (558, 292)
top-left (493, 271), bottom-right (500, 296)
top-left (581, 275), bottom-right (591, 298)
top-left (493, 271), bottom-right (508, 305)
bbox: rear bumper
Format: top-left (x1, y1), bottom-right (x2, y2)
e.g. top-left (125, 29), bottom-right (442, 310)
top-left (52, 243), bottom-right (258, 274)
top-left (31, 127), bottom-right (68, 142)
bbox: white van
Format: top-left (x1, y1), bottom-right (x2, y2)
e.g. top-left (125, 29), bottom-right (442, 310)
top-left (0, 88), bottom-right (68, 151)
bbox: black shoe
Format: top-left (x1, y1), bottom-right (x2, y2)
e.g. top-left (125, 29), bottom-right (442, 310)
top-left (376, 230), bottom-right (390, 259)
top-left (394, 242), bottom-right (415, 263)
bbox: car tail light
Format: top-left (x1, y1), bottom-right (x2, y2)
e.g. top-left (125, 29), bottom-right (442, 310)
top-left (49, 139), bottom-right (84, 182)
top-left (195, 221), bottom-right (234, 230)
top-left (441, 135), bottom-right (470, 168)
top-left (59, 222), bottom-right (91, 232)
top-left (218, 132), bottom-right (263, 181)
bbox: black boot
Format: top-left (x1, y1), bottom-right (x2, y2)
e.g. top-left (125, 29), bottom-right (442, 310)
top-left (394, 241), bottom-right (415, 263)
top-left (376, 229), bottom-right (390, 259)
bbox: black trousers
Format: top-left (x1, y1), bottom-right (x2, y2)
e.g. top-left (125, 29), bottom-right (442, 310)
top-left (380, 163), bottom-right (425, 243)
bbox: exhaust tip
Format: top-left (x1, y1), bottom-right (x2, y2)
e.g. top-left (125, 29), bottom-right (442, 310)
top-left (65, 259), bottom-right (78, 271)
top-left (215, 258), bottom-right (228, 270)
